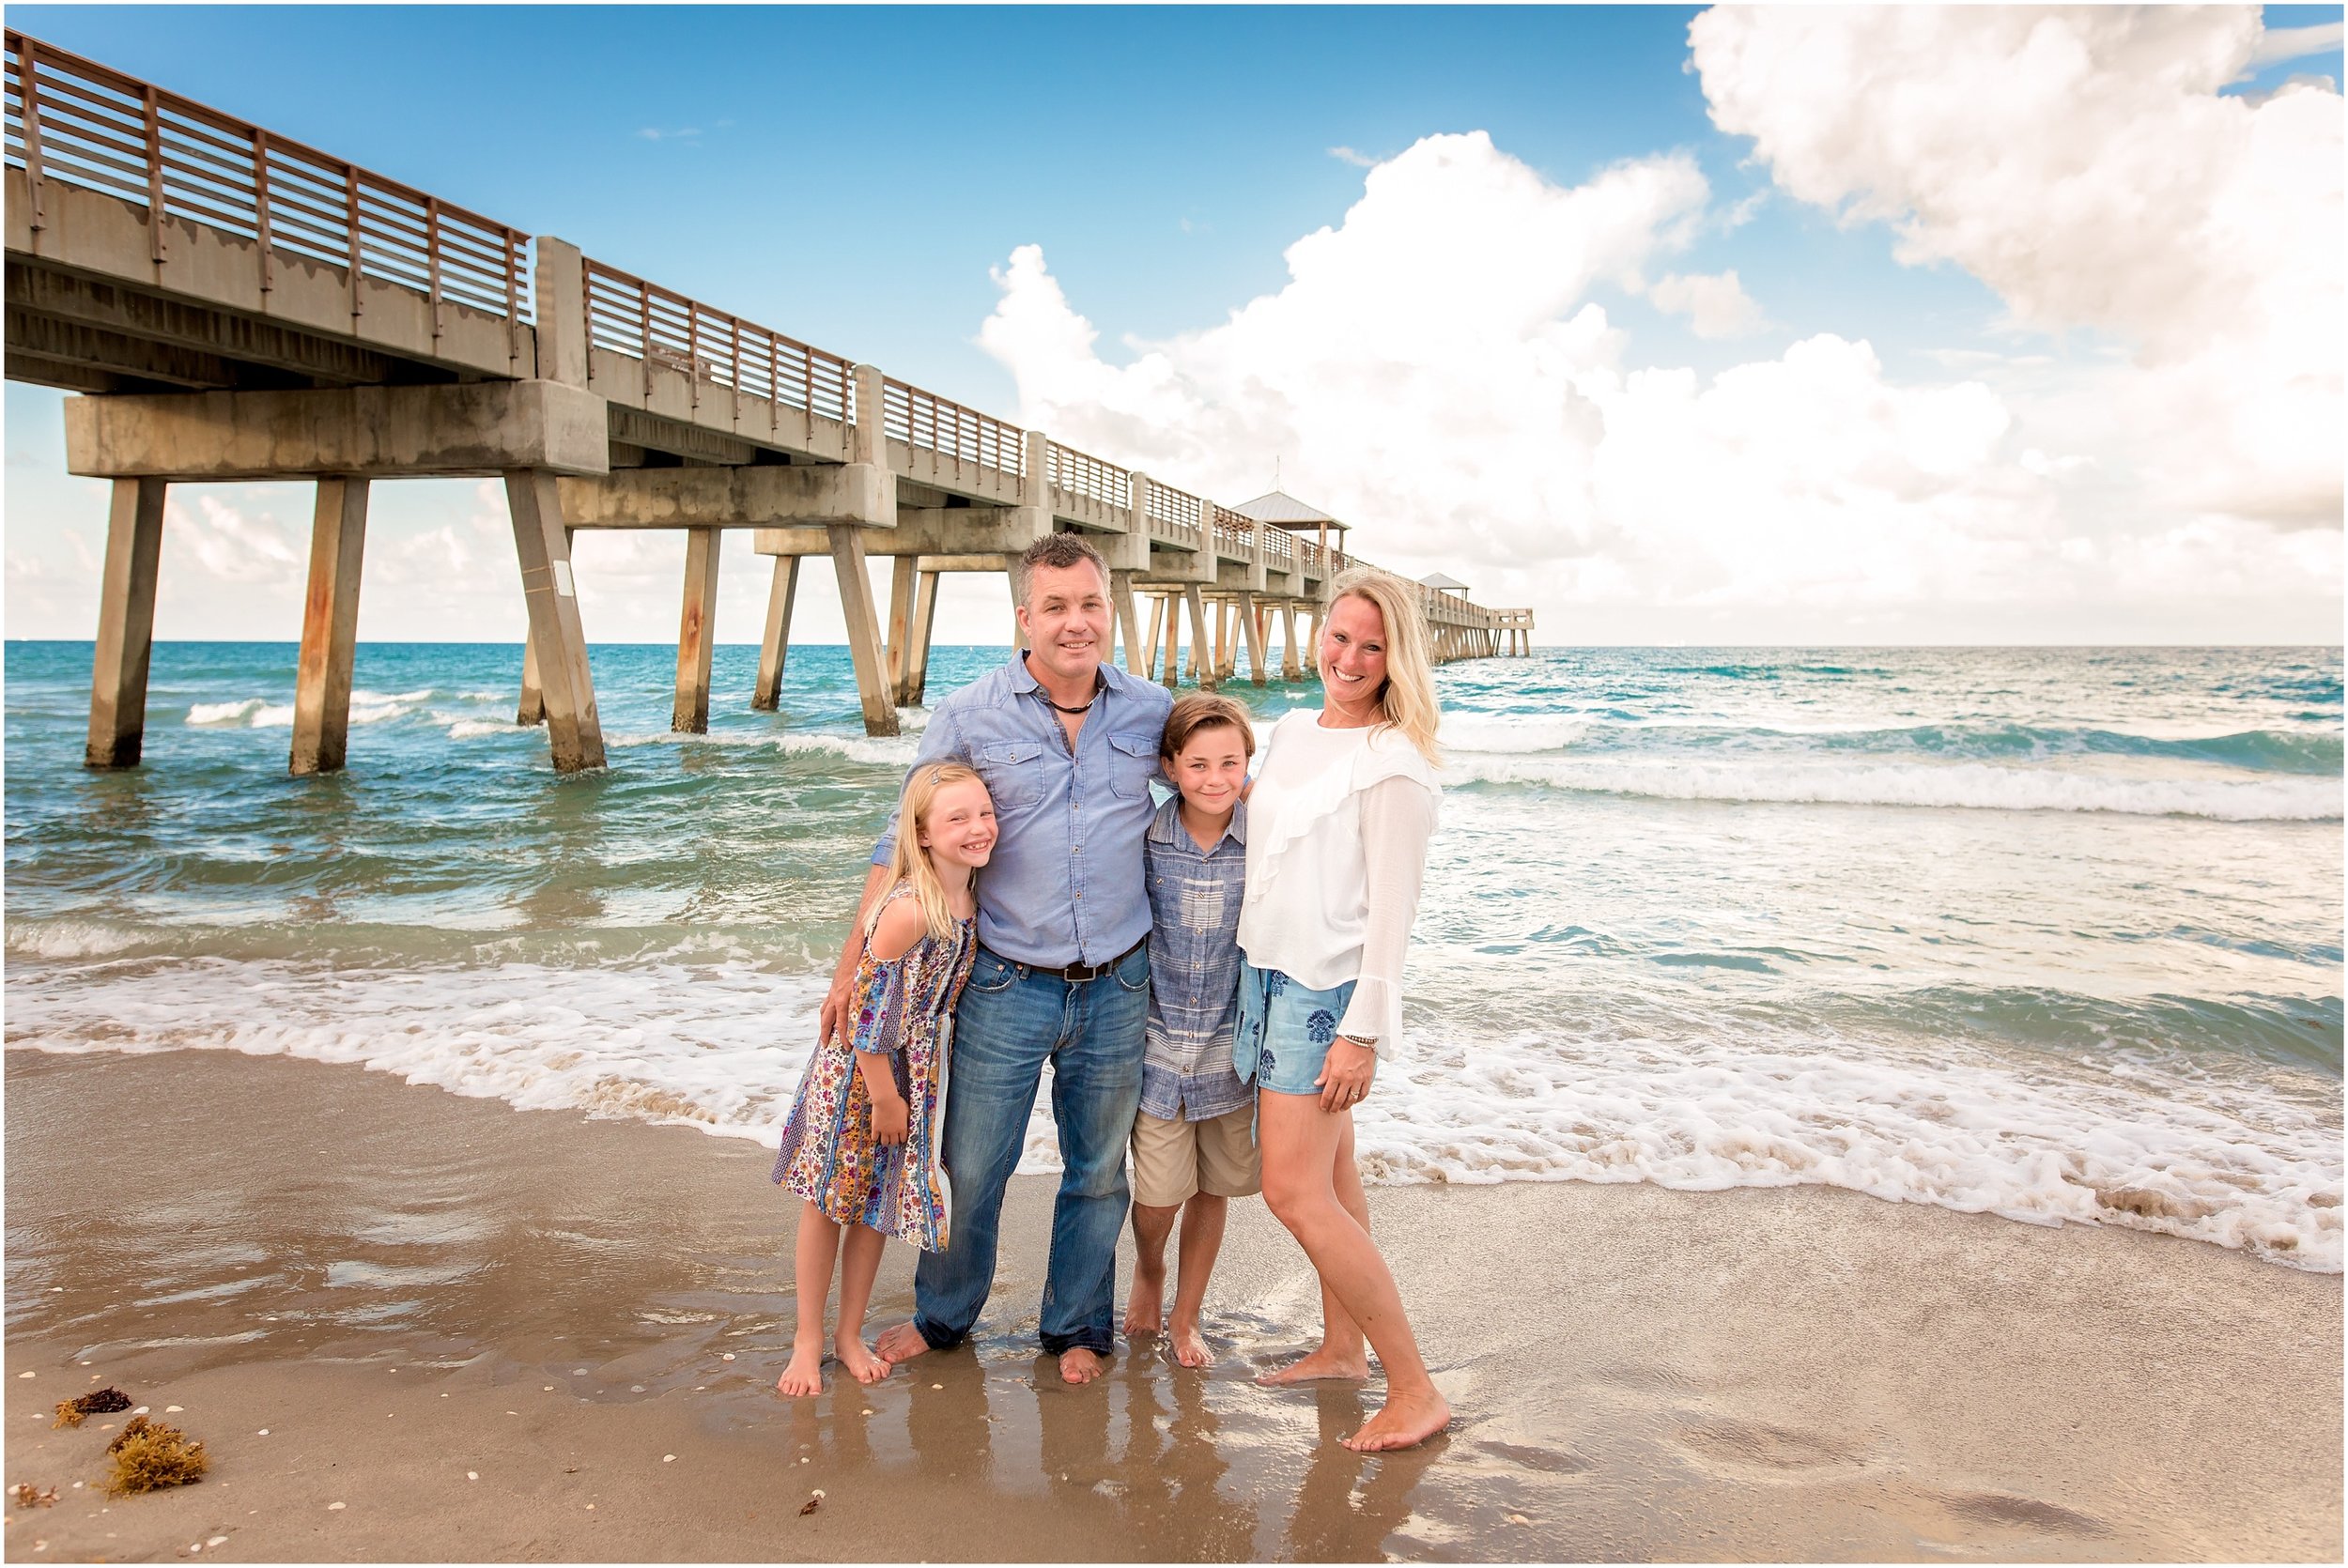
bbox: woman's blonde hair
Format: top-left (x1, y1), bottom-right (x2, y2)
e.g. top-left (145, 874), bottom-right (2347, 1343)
top-left (873, 761), bottom-right (989, 942)
top-left (1321, 566), bottom-right (1443, 766)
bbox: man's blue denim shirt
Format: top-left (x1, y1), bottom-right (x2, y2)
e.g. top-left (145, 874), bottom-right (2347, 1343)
top-left (873, 653), bottom-right (1174, 969)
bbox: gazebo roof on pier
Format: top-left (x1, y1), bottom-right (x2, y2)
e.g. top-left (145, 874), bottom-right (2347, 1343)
top-left (1233, 489), bottom-right (1351, 533)
top-left (1418, 572), bottom-right (1471, 594)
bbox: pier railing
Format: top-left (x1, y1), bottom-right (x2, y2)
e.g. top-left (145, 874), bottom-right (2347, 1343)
top-left (4, 30), bottom-right (531, 330)
top-left (1046, 441), bottom-right (1130, 511)
top-left (882, 377), bottom-right (1024, 477)
top-left (1145, 481), bottom-right (1205, 550)
top-left (582, 256), bottom-right (855, 423)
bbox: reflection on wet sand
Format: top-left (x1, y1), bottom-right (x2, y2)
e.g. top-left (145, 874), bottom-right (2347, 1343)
top-left (7, 1046), bottom-right (2339, 1563)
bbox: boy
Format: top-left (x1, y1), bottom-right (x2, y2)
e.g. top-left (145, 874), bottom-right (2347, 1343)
top-left (1123, 692), bottom-right (1258, 1367)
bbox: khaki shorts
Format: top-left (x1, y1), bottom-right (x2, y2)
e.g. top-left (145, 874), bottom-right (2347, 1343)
top-left (1130, 1104), bottom-right (1261, 1207)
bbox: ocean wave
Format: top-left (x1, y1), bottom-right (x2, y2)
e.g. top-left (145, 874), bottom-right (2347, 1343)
top-left (186, 697), bottom-right (268, 727)
top-left (448, 719), bottom-right (525, 741)
top-left (1445, 755), bottom-right (2342, 820)
top-left (1439, 715), bottom-right (2342, 773)
top-left (770, 731), bottom-right (925, 768)
top-left (4, 955), bottom-right (2336, 1272)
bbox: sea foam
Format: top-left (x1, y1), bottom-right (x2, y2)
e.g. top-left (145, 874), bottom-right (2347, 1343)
top-left (5, 954), bottom-right (2336, 1271)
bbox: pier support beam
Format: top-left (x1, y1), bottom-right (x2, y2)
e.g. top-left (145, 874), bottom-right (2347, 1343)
top-left (1239, 592), bottom-right (1266, 686)
top-left (751, 557), bottom-right (800, 712)
top-left (671, 526), bottom-right (720, 732)
top-left (1141, 594), bottom-right (1166, 680)
top-left (289, 477), bottom-right (370, 775)
top-left (85, 476), bottom-right (168, 769)
top-left (830, 525), bottom-right (899, 737)
top-left (902, 569), bottom-right (940, 706)
top-left (1280, 606), bottom-right (1302, 681)
top-left (1111, 571), bottom-right (1144, 676)
top-left (504, 469), bottom-right (606, 773)
top-left (1158, 593), bottom-right (1181, 689)
top-left (517, 638), bottom-right (544, 726)
top-left (885, 555), bottom-right (919, 700)
top-left (1185, 586), bottom-right (1214, 690)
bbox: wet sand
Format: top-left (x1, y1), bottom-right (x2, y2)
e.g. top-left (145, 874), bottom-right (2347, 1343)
top-left (3, 1046), bottom-right (2339, 1563)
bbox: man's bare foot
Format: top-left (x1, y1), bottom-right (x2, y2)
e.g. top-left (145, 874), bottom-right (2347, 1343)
top-left (776, 1335), bottom-right (826, 1396)
top-left (1255, 1345), bottom-right (1369, 1385)
top-left (873, 1320), bottom-right (933, 1365)
top-left (835, 1334), bottom-right (891, 1385)
top-left (1340, 1387), bottom-right (1452, 1453)
top-left (1122, 1264), bottom-right (1166, 1336)
top-left (1169, 1320), bottom-right (1213, 1368)
top-left (1058, 1346), bottom-right (1109, 1385)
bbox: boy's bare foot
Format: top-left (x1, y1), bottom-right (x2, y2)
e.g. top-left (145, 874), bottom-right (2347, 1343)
top-left (873, 1320), bottom-right (933, 1365)
top-left (1169, 1320), bottom-right (1213, 1368)
top-left (776, 1335), bottom-right (826, 1396)
top-left (1340, 1388), bottom-right (1452, 1453)
top-left (835, 1334), bottom-right (891, 1385)
top-left (1058, 1346), bottom-right (1108, 1385)
top-left (1255, 1345), bottom-right (1369, 1385)
top-left (1123, 1264), bottom-right (1166, 1336)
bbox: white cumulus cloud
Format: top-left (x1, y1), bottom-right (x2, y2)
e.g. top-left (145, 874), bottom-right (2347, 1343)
top-left (1644, 269), bottom-right (1766, 338)
top-left (1689, 5), bottom-right (2341, 529)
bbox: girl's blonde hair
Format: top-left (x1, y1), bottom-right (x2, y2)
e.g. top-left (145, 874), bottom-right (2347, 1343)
top-left (1321, 566), bottom-right (1443, 766)
top-left (873, 761), bottom-right (988, 942)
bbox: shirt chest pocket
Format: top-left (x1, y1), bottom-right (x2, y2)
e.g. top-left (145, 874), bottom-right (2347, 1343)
top-left (1106, 731), bottom-right (1159, 800)
top-left (977, 740), bottom-right (1046, 810)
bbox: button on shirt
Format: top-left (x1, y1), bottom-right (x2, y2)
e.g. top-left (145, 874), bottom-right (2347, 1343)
top-left (873, 653), bottom-right (1172, 969)
top-left (1139, 797), bottom-right (1251, 1122)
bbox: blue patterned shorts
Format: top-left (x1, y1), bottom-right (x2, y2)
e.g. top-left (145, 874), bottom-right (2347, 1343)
top-left (1233, 961), bottom-right (1358, 1098)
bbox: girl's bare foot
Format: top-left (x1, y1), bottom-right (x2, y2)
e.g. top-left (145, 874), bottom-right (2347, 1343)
top-left (1255, 1345), bottom-right (1369, 1385)
top-left (1340, 1388), bottom-right (1451, 1453)
top-left (1123, 1264), bottom-right (1166, 1336)
top-left (1169, 1320), bottom-right (1213, 1368)
top-left (776, 1335), bottom-right (826, 1396)
top-left (835, 1334), bottom-right (891, 1385)
top-left (873, 1320), bottom-right (933, 1364)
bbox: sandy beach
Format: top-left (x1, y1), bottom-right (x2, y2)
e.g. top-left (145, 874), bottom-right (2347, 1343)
top-left (3, 1046), bottom-right (2339, 1563)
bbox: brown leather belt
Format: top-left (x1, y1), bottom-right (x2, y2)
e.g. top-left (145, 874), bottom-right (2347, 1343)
top-left (985, 939), bottom-right (1146, 985)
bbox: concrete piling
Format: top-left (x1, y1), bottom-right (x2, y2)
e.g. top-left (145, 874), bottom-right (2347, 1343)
top-left (289, 476), bottom-right (370, 775)
top-left (750, 556), bottom-right (799, 712)
top-left (503, 469), bottom-right (606, 773)
top-left (670, 525), bottom-right (720, 733)
top-left (827, 523), bottom-right (899, 738)
top-left (84, 475), bottom-right (167, 769)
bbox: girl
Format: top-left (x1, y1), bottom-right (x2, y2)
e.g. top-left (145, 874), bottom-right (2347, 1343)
top-left (773, 761), bottom-right (995, 1394)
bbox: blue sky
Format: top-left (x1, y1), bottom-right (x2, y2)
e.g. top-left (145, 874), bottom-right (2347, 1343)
top-left (6, 5), bottom-right (2341, 645)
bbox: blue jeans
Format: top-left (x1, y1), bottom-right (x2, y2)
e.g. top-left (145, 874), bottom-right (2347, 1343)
top-left (912, 943), bottom-right (1149, 1356)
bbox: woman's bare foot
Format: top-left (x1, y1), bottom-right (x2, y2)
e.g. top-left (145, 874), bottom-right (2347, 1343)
top-left (835, 1333), bottom-right (891, 1385)
top-left (1058, 1346), bottom-right (1109, 1385)
top-left (873, 1320), bottom-right (933, 1365)
top-left (1169, 1320), bottom-right (1213, 1368)
top-left (1123, 1263), bottom-right (1166, 1336)
top-left (1255, 1345), bottom-right (1369, 1385)
top-left (1340, 1387), bottom-right (1451, 1453)
top-left (776, 1334), bottom-right (826, 1396)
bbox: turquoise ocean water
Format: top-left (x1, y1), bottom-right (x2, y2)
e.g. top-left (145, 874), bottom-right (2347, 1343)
top-left (5, 641), bottom-right (2340, 1268)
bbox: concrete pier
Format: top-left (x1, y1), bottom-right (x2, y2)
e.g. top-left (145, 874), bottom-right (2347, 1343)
top-left (7, 26), bottom-right (1533, 777)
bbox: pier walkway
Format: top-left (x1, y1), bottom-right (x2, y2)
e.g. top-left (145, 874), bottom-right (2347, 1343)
top-left (6, 31), bottom-right (1533, 774)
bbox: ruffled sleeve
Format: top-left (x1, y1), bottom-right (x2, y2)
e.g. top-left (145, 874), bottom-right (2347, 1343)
top-left (851, 888), bottom-right (924, 1057)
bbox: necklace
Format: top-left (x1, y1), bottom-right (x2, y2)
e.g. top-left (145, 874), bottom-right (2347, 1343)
top-left (1038, 672), bottom-right (1104, 716)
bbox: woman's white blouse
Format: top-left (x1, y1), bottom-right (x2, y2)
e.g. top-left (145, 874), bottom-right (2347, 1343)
top-left (1235, 709), bottom-right (1441, 1059)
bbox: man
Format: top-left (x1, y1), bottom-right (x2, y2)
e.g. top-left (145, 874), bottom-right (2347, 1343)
top-left (820, 531), bottom-right (1171, 1384)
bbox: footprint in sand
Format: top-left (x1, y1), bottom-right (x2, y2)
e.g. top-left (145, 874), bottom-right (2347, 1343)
top-left (1671, 1416), bottom-right (1864, 1477)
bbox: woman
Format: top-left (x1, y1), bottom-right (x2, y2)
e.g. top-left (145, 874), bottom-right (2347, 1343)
top-left (1235, 566), bottom-right (1448, 1453)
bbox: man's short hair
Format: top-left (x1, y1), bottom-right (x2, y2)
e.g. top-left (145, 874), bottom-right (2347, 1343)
top-left (1161, 692), bottom-right (1256, 761)
top-left (1012, 531), bottom-right (1112, 607)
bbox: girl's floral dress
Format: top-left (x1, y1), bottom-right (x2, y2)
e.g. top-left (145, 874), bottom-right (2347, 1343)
top-left (771, 884), bottom-right (976, 1252)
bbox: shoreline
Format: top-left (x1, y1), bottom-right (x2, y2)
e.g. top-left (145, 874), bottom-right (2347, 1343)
top-left (4, 1046), bottom-right (2340, 1562)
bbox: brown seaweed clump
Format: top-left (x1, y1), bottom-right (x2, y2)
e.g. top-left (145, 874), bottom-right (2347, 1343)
top-left (13, 1483), bottom-right (57, 1508)
top-left (103, 1415), bottom-right (209, 1495)
top-left (53, 1386), bottom-right (134, 1428)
